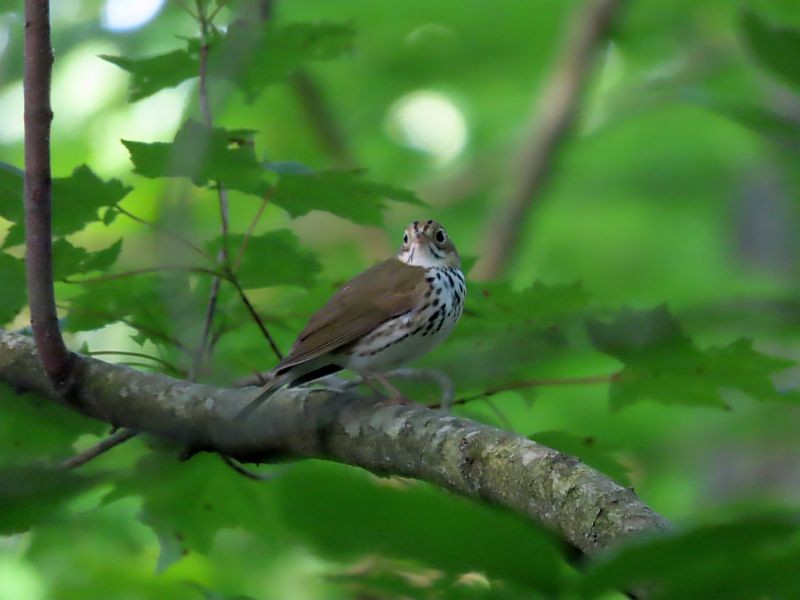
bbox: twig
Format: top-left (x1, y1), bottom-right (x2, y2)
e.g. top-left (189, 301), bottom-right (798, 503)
top-left (193, 275), bottom-right (223, 379)
top-left (173, 0), bottom-right (198, 20)
top-left (228, 276), bottom-right (284, 361)
top-left (429, 373), bottom-right (618, 409)
top-left (473, 0), bottom-right (621, 280)
top-left (192, 0), bottom-right (232, 379)
top-left (23, 0), bottom-right (72, 386)
top-left (290, 71), bottom-right (356, 168)
top-left (61, 428), bottom-right (138, 469)
top-left (233, 194), bottom-right (270, 273)
top-left (86, 350), bottom-right (183, 376)
top-left (115, 206), bottom-right (217, 264)
top-left (218, 454), bottom-right (289, 481)
top-left (483, 398), bottom-right (516, 432)
top-left (64, 265), bottom-right (227, 284)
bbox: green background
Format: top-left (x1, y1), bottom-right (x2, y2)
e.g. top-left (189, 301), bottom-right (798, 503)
top-left (1, 0), bottom-right (800, 598)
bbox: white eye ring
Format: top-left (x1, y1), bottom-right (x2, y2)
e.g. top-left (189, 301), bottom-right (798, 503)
top-left (435, 229), bottom-right (447, 243)
top-left (403, 233), bottom-right (409, 244)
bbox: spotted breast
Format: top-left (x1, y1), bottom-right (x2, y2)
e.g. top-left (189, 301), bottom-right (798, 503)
top-left (337, 265), bottom-right (466, 374)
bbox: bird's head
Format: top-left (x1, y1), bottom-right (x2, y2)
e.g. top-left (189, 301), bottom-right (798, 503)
top-left (397, 220), bottom-right (460, 269)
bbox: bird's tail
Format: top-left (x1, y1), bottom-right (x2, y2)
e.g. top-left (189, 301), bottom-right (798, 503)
top-left (236, 372), bottom-right (283, 420)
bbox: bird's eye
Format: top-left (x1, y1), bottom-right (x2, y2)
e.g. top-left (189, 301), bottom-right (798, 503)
top-left (435, 229), bottom-right (447, 244)
top-left (403, 233), bottom-right (409, 244)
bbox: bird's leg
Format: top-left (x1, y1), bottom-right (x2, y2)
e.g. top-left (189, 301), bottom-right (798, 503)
top-left (367, 372), bottom-right (411, 405)
top-left (385, 368), bottom-right (454, 411)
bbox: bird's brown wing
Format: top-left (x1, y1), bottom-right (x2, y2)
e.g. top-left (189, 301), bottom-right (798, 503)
top-left (274, 258), bottom-right (427, 374)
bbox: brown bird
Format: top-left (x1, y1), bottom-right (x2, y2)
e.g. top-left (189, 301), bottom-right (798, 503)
top-left (245, 219), bottom-right (465, 410)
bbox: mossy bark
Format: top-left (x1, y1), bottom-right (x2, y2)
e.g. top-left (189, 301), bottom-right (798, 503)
top-left (0, 328), bottom-right (668, 558)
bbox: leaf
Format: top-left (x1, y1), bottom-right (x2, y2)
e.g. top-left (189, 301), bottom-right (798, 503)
top-left (682, 88), bottom-right (800, 149)
top-left (101, 45), bottom-right (200, 102)
top-left (587, 305), bottom-right (797, 409)
top-left (740, 8), bottom-right (800, 92)
top-left (107, 456), bottom-right (569, 593)
top-left (154, 529), bottom-right (185, 574)
top-left (0, 252), bottom-right (26, 325)
top-left (52, 239), bottom-right (123, 281)
top-left (530, 431), bottom-right (631, 486)
top-left (103, 23), bottom-right (354, 103)
top-left (1, 165), bottom-right (130, 248)
top-left (105, 453), bottom-right (284, 560)
top-left (433, 281), bottom-right (591, 391)
top-left (580, 515), bottom-right (800, 599)
top-left (0, 465), bottom-right (97, 534)
top-left (272, 169), bottom-right (425, 225)
top-left (0, 161), bottom-right (23, 223)
top-left (0, 384), bottom-right (105, 461)
top-left (212, 21), bottom-right (355, 100)
top-left (123, 120), bottom-right (269, 197)
top-left (52, 166), bottom-right (132, 236)
top-left (63, 274), bottom-right (200, 352)
top-left (329, 562), bottom-right (529, 600)
top-left (467, 281), bottom-right (591, 328)
top-left (214, 230), bottom-right (321, 289)
top-left (274, 461), bottom-right (569, 594)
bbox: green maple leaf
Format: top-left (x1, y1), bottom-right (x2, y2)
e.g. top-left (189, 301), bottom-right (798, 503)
top-left (588, 305), bottom-right (797, 409)
top-left (52, 239), bottom-right (123, 281)
top-left (741, 8), bottom-right (800, 93)
top-left (0, 253), bottom-right (26, 325)
top-left (101, 45), bottom-right (200, 102)
top-left (0, 165), bottom-right (130, 248)
top-left (581, 515), bottom-right (800, 599)
top-left (102, 22), bottom-right (354, 102)
top-left (272, 169), bottom-right (425, 225)
top-left (123, 120), bottom-right (269, 197)
top-left (211, 230), bottom-right (321, 289)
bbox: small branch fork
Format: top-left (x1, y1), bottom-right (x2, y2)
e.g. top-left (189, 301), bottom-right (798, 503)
top-left (23, 0), bottom-right (73, 387)
top-left (437, 373), bottom-right (620, 409)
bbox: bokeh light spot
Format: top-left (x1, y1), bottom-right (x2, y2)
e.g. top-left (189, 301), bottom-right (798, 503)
top-left (387, 90), bottom-right (468, 167)
top-left (101, 0), bottom-right (165, 32)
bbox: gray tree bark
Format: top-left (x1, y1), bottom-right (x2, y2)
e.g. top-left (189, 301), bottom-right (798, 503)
top-left (0, 328), bottom-right (668, 558)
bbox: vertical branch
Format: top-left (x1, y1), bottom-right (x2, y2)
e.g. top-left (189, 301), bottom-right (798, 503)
top-left (290, 71), bottom-right (356, 168)
top-left (23, 0), bottom-right (72, 386)
top-left (472, 0), bottom-right (621, 280)
top-left (191, 0), bottom-right (231, 379)
top-left (191, 0), bottom-right (283, 376)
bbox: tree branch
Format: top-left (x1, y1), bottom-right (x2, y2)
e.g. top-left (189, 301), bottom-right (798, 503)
top-left (290, 70), bottom-right (356, 168)
top-left (23, 0), bottom-right (72, 386)
top-left (472, 0), bottom-right (620, 280)
top-left (227, 276), bottom-right (284, 361)
top-left (0, 328), bottom-right (668, 559)
top-left (60, 428), bottom-right (138, 469)
top-left (192, 2), bottom-right (231, 379)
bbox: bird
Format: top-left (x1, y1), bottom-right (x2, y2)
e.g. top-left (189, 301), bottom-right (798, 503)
top-left (242, 219), bottom-right (465, 413)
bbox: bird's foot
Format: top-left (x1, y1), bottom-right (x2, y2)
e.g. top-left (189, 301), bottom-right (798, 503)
top-left (362, 372), bottom-right (413, 406)
top-left (382, 393), bottom-right (412, 406)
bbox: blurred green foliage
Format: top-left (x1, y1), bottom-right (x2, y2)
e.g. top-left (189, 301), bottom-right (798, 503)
top-left (1, 0), bottom-right (800, 598)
